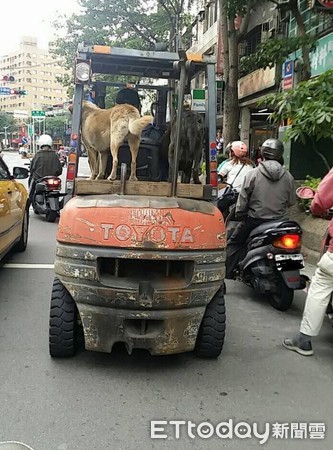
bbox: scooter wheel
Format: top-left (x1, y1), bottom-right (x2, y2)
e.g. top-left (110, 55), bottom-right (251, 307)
top-left (46, 210), bottom-right (58, 223)
top-left (270, 280), bottom-right (294, 311)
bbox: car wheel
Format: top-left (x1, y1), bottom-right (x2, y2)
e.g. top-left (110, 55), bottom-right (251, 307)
top-left (46, 209), bottom-right (58, 223)
top-left (14, 208), bottom-right (29, 252)
top-left (49, 277), bottom-right (80, 358)
top-left (195, 286), bottom-right (226, 358)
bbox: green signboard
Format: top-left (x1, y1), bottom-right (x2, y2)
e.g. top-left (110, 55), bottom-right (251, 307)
top-left (31, 110), bottom-right (45, 117)
top-left (290, 32), bottom-right (333, 77)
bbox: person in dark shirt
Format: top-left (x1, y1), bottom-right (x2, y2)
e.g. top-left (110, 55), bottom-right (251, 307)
top-left (29, 134), bottom-right (62, 203)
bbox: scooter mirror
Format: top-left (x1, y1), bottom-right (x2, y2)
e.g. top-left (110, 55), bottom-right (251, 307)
top-left (296, 186), bottom-right (316, 200)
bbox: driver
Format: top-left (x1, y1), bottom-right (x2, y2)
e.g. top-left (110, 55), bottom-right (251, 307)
top-left (225, 138), bottom-right (296, 279)
top-left (29, 134), bottom-right (62, 203)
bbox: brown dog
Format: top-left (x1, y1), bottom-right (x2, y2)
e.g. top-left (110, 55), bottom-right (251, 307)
top-left (74, 101), bottom-right (153, 181)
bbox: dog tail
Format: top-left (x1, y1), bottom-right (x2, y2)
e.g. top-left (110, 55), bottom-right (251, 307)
top-left (128, 115), bottom-right (154, 136)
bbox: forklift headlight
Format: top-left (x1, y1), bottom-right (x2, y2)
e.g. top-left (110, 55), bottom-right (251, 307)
top-left (75, 62), bottom-right (91, 82)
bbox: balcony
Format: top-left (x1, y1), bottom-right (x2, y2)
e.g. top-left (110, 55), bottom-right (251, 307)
top-left (188, 21), bottom-right (218, 55)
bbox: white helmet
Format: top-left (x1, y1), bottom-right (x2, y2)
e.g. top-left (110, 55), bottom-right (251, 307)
top-left (38, 134), bottom-right (53, 148)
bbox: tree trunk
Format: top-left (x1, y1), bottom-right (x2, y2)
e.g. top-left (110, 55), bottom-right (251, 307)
top-left (290, 0), bottom-right (311, 80)
top-left (221, 0), bottom-right (240, 147)
top-left (310, 137), bottom-right (331, 174)
top-left (223, 26), bottom-right (240, 146)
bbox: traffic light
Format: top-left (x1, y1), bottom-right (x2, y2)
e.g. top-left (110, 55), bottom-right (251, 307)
top-left (2, 75), bottom-right (15, 82)
top-left (10, 89), bottom-right (27, 95)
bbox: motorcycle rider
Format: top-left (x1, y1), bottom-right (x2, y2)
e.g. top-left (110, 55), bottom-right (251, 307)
top-left (226, 138), bottom-right (296, 279)
top-left (284, 168), bottom-right (333, 356)
top-left (29, 134), bottom-right (62, 203)
top-left (217, 141), bottom-right (254, 220)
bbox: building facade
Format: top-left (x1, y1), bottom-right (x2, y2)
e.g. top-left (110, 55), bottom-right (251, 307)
top-left (0, 36), bottom-right (69, 114)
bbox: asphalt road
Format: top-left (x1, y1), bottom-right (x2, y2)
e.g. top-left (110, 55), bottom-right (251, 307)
top-left (0, 152), bottom-right (332, 450)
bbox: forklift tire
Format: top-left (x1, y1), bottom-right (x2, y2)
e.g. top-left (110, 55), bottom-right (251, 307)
top-left (49, 277), bottom-right (79, 358)
top-left (195, 287), bottom-right (226, 358)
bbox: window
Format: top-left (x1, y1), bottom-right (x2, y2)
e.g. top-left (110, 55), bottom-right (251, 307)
top-left (0, 160), bottom-right (10, 180)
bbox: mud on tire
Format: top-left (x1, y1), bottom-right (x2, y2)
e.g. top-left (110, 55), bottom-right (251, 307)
top-left (49, 277), bottom-right (80, 357)
top-left (195, 286), bottom-right (226, 358)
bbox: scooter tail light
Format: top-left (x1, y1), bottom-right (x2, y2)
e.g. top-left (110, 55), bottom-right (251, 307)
top-left (273, 234), bottom-right (302, 250)
top-left (46, 178), bottom-right (61, 190)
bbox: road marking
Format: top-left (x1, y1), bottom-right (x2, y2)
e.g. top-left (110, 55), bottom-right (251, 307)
top-left (2, 263), bottom-right (54, 269)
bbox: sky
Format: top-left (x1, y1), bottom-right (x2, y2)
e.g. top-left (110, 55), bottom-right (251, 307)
top-left (0, 0), bottom-right (81, 56)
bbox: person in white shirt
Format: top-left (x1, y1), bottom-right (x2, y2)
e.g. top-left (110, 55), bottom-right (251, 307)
top-left (217, 141), bottom-right (254, 219)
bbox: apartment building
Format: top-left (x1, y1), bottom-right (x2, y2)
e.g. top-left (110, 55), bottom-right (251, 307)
top-left (0, 36), bottom-right (69, 113)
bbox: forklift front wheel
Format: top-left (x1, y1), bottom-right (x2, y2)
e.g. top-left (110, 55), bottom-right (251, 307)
top-left (194, 286), bottom-right (226, 358)
top-left (49, 277), bottom-right (80, 358)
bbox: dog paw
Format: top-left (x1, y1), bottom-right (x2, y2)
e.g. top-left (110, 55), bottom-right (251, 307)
top-left (107, 174), bottom-right (117, 181)
top-left (129, 175), bottom-right (138, 182)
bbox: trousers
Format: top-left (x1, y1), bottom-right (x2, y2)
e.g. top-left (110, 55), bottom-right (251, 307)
top-left (300, 251), bottom-right (333, 336)
top-left (226, 217), bottom-right (269, 279)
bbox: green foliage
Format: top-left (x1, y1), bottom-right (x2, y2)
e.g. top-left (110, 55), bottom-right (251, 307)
top-left (298, 175), bottom-right (321, 212)
top-left (51, 0), bottom-right (194, 73)
top-left (240, 35), bottom-right (316, 74)
top-left (45, 115), bottom-right (70, 139)
top-left (0, 112), bottom-right (16, 130)
top-left (263, 69), bottom-right (333, 143)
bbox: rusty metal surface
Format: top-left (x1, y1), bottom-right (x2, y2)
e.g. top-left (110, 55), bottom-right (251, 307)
top-left (76, 303), bottom-right (205, 355)
top-left (62, 194), bottom-right (217, 213)
top-left (57, 196), bottom-right (226, 250)
top-left (54, 242), bottom-right (225, 355)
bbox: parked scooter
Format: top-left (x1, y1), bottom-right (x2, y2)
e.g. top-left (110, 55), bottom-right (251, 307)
top-left (226, 206), bottom-right (306, 311)
top-left (31, 176), bottom-right (65, 222)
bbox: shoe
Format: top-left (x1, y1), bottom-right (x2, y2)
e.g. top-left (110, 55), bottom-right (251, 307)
top-left (283, 338), bottom-right (314, 356)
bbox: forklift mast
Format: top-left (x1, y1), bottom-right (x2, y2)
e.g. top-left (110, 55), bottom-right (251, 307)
top-left (66, 44), bottom-right (217, 199)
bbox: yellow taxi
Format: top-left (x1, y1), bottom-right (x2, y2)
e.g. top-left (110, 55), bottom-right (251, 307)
top-left (0, 156), bottom-right (30, 261)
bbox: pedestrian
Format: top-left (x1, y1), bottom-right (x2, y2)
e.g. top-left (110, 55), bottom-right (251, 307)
top-left (283, 167), bottom-right (333, 356)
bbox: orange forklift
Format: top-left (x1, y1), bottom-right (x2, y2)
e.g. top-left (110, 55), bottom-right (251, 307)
top-left (49, 44), bottom-right (226, 358)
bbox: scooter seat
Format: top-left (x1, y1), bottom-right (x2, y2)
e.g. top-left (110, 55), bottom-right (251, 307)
top-left (248, 220), bottom-right (299, 239)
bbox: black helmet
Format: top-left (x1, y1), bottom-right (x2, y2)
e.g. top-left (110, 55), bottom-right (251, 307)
top-left (261, 138), bottom-right (284, 161)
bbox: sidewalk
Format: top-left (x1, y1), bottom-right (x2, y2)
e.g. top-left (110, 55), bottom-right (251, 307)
top-left (288, 204), bottom-right (328, 266)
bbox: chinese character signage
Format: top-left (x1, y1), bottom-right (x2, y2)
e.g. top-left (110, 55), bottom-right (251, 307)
top-left (310, 32), bottom-right (333, 76)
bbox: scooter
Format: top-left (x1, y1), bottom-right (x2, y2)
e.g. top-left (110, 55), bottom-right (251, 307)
top-left (226, 206), bottom-right (306, 311)
top-left (31, 176), bottom-right (65, 222)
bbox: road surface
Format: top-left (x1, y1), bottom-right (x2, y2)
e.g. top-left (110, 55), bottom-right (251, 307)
top-left (0, 151), bottom-right (332, 450)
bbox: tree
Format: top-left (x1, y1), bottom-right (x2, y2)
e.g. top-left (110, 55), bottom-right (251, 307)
top-left (52, 0), bottom-right (194, 70)
top-left (270, 0), bottom-right (312, 80)
top-left (45, 115), bottom-right (70, 140)
top-left (264, 69), bottom-right (333, 171)
top-left (219, 0), bottom-right (263, 147)
top-left (0, 112), bottom-right (16, 130)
